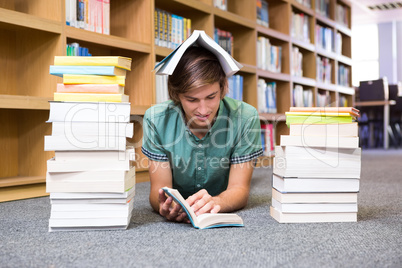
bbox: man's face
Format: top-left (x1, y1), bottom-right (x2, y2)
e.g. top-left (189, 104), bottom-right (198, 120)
top-left (178, 82), bottom-right (221, 131)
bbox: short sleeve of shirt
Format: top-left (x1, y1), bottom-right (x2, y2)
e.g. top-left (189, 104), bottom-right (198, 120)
top-left (141, 108), bottom-right (169, 162)
top-left (230, 108), bottom-right (263, 164)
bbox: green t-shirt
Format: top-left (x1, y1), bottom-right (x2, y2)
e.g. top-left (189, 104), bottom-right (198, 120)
top-left (142, 97), bottom-right (263, 199)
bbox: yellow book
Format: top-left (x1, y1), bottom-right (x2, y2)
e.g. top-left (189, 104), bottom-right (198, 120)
top-left (54, 93), bottom-right (129, 103)
top-left (63, 74), bottom-right (126, 86)
top-left (54, 56), bottom-right (132, 71)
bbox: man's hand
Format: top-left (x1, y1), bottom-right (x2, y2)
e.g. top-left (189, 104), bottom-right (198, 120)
top-left (186, 189), bottom-right (221, 216)
top-left (158, 189), bottom-right (188, 222)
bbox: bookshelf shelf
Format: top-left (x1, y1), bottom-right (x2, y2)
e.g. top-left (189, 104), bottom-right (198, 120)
top-left (0, 95), bottom-right (51, 110)
top-left (292, 76), bottom-right (317, 87)
top-left (257, 25), bottom-right (290, 42)
top-left (65, 27), bottom-right (152, 54)
top-left (0, 8), bottom-right (62, 33)
top-left (0, 0), bottom-right (354, 201)
top-left (257, 70), bottom-right (291, 82)
top-left (0, 176), bottom-right (45, 188)
top-left (214, 8), bottom-right (256, 29)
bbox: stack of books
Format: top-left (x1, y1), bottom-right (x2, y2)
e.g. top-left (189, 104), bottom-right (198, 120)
top-left (45, 56), bottom-right (136, 231)
top-left (270, 107), bottom-right (361, 223)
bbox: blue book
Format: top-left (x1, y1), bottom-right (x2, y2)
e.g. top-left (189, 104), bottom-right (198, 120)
top-left (162, 187), bottom-right (244, 229)
top-left (49, 66), bottom-right (126, 77)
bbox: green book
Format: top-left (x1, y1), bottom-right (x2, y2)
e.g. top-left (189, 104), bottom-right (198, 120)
top-left (286, 115), bottom-right (354, 127)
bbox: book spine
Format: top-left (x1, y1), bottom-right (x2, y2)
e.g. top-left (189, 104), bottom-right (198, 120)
top-left (102, 0), bottom-right (110, 35)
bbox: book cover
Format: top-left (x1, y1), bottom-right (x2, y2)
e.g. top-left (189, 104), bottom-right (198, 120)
top-left (154, 30), bottom-right (243, 77)
top-left (162, 187), bottom-right (244, 229)
top-left (54, 92), bottom-right (129, 103)
top-left (50, 65), bottom-right (126, 77)
top-left (62, 75), bottom-right (126, 86)
top-left (289, 122), bottom-right (358, 137)
top-left (54, 56), bottom-right (132, 71)
top-left (271, 198), bottom-right (358, 213)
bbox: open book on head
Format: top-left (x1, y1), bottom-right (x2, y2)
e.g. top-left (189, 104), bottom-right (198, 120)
top-left (154, 30), bottom-right (243, 77)
top-left (162, 187), bottom-right (244, 229)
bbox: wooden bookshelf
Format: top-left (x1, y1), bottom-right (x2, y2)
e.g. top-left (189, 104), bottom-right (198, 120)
top-left (0, 0), bottom-right (354, 202)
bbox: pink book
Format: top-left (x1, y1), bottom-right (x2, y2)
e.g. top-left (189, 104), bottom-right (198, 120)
top-left (56, 83), bottom-right (124, 94)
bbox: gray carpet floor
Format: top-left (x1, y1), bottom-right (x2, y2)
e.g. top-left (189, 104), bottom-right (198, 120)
top-left (0, 149), bottom-right (401, 268)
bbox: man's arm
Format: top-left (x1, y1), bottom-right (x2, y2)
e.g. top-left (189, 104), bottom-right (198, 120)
top-left (186, 160), bottom-right (254, 215)
top-left (148, 160), bottom-right (187, 222)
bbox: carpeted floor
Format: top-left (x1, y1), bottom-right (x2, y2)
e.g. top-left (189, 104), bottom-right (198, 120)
top-left (0, 149), bottom-right (401, 267)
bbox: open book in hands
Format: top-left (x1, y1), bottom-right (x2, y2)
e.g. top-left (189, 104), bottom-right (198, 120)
top-left (162, 187), bottom-right (244, 229)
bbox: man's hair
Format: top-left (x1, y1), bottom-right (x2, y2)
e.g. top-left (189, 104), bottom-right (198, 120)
top-left (168, 46), bottom-right (227, 104)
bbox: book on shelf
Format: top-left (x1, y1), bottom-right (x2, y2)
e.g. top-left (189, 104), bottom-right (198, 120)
top-left (214, 0), bottom-right (227, 11)
top-left (54, 92), bottom-right (129, 103)
top-left (270, 206), bottom-right (357, 223)
top-left (46, 167), bottom-right (136, 193)
top-left (280, 135), bottom-right (359, 148)
top-left (257, 79), bottom-right (277, 113)
top-left (272, 174), bottom-right (360, 193)
top-left (272, 188), bottom-right (358, 203)
top-left (154, 8), bottom-right (191, 49)
top-left (291, 46), bottom-right (303, 77)
top-left (54, 56), bottom-right (132, 71)
top-left (50, 66), bottom-right (126, 77)
top-left (257, 36), bottom-right (282, 73)
top-left (214, 28), bottom-right (234, 56)
top-left (256, 0), bottom-right (269, 27)
top-left (261, 124), bottom-right (274, 155)
top-left (66, 42), bottom-right (92, 56)
top-left (56, 84), bottom-right (124, 94)
top-left (44, 135), bottom-right (127, 151)
top-left (47, 102), bottom-right (131, 123)
top-left (274, 146), bottom-right (361, 178)
top-left (227, 74), bottom-right (243, 101)
top-left (154, 30), bottom-right (243, 77)
top-left (291, 12), bottom-right (311, 43)
top-left (289, 122), bottom-right (358, 137)
top-left (65, 0), bottom-right (110, 34)
top-left (292, 85), bottom-right (313, 107)
top-left (51, 122), bottom-right (133, 137)
top-left (162, 187), bottom-right (244, 229)
top-left (271, 198), bottom-right (357, 213)
top-left (62, 74), bottom-right (126, 86)
top-left (50, 186), bottom-right (135, 204)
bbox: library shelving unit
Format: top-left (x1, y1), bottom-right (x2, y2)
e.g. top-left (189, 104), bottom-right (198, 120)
top-left (0, 0), bottom-right (354, 202)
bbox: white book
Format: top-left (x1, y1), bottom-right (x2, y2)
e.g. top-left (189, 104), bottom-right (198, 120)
top-left (271, 198), bottom-right (358, 213)
top-left (274, 146), bottom-right (361, 178)
top-left (44, 135), bottom-right (127, 151)
top-left (270, 206), bottom-right (357, 223)
top-left (48, 148), bottom-right (134, 172)
top-left (289, 122), bottom-right (359, 137)
top-left (47, 102), bottom-right (131, 123)
top-left (48, 214), bottom-right (132, 228)
top-left (272, 174), bottom-right (360, 193)
top-left (272, 188), bottom-right (358, 203)
top-left (50, 186), bottom-right (135, 203)
top-left (51, 121), bottom-right (133, 138)
top-left (155, 30), bottom-right (243, 77)
top-left (54, 148), bottom-right (135, 161)
top-left (280, 135), bottom-right (359, 149)
top-left (47, 167), bottom-right (135, 182)
top-left (46, 167), bottom-right (135, 193)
